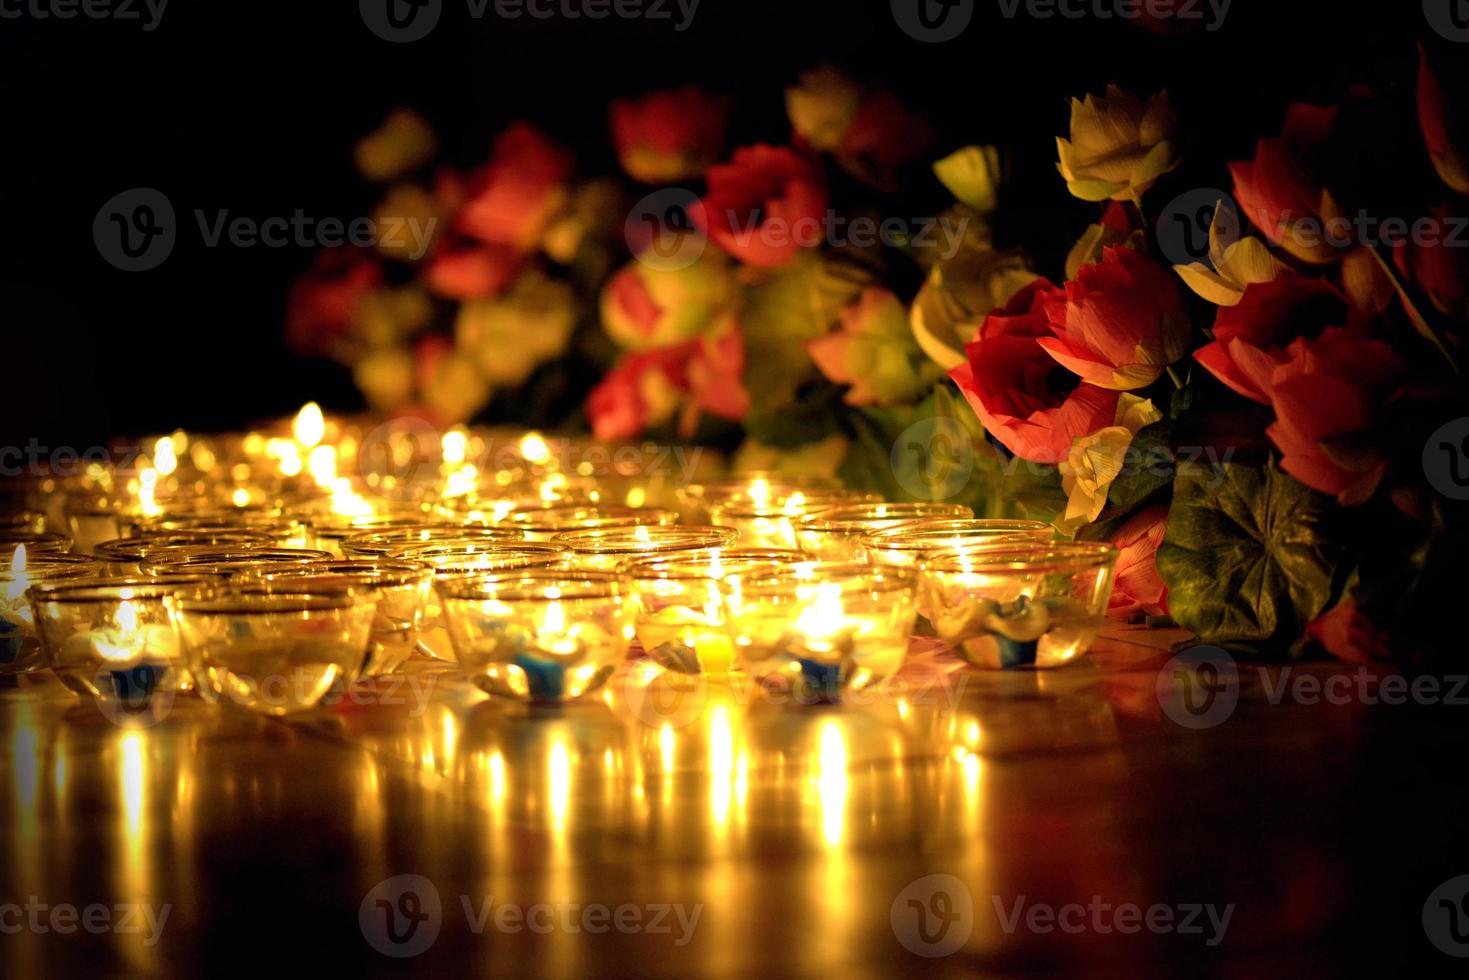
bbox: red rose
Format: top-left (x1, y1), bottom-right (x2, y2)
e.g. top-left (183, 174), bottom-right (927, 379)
top-left (1039, 247), bottom-right (1190, 391)
top-left (286, 248), bottom-right (382, 356)
top-left (456, 123), bottom-right (572, 250)
top-left (587, 347), bottom-right (689, 441)
top-left (838, 92), bottom-right (934, 190)
top-left (1418, 43), bottom-right (1469, 196)
top-left (692, 145), bottom-right (827, 268)
top-left (949, 279), bottom-right (1118, 464)
top-left (611, 87), bottom-right (728, 184)
top-left (1194, 277), bottom-right (1350, 405)
top-left (423, 238), bottom-right (522, 300)
top-left (1393, 205), bottom-right (1469, 319)
top-left (1229, 103), bottom-right (1342, 264)
top-left (1266, 327), bottom-right (1404, 505)
top-left (1306, 598), bottom-right (1392, 664)
top-left (1108, 505), bottom-right (1169, 620)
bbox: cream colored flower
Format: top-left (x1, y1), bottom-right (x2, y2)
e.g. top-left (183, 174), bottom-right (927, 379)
top-left (1173, 201), bottom-right (1289, 306)
top-left (933, 146), bottom-right (1003, 214)
top-left (1057, 87), bottom-right (1180, 203)
top-left (1057, 394), bottom-right (1163, 532)
top-left (786, 66), bottom-right (862, 152)
top-left (355, 109), bottom-right (437, 183)
top-left (911, 249), bottom-right (1037, 370)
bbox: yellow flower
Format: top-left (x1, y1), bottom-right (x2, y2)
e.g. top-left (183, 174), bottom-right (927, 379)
top-left (1056, 87), bottom-right (1180, 203)
top-left (1057, 394), bottom-right (1163, 533)
top-left (1173, 201), bottom-right (1289, 306)
top-left (355, 109), bottom-right (437, 183)
top-left (372, 185), bottom-right (441, 262)
top-left (933, 146), bottom-right (1003, 214)
top-left (353, 347), bottom-right (415, 413)
top-left (456, 269), bottom-right (578, 387)
top-left (911, 248), bottom-right (1037, 370)
top-left (785, 66), bottom-right (862, 152)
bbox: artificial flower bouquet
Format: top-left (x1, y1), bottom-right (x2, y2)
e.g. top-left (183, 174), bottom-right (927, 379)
top-left (290, 47), bottom-right (1469, 667)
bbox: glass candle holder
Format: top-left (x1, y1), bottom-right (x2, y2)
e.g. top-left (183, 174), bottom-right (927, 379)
top-left (507, 505), bottom-right (679, 542)
top-left (171, 588), bottom-right (379, 716)
top-left (138, 547), bottom-right (333, 579)
top-left (388, 541), bottom-right (571, 663)
top-left (708, 489), bottom-right (881, 550)
top-left (0, 529), bottom-right (74, 555)
top-left (921, 543), bottom-right (1118, 669)
top-left (719, 561), bottom-right (918, 703)
top-left (623, 549), bottom-right (803, 675)
top-left (675, 474), bottom-right (836, 523)
top-left (861, 519), bottom-right (1056, 568)
top-left (305, 515), bottom-right (430, 558)
top-left (64, 493), bottom-right (123, 555)
top-left (551, 525), bottom-right (738, 571)
top-left (0, 550), bottom-right (103, 673)
top-left (437, 569), bottom-right (631, 703)
top-left (340, 524), bottom-right (525, 560)
top-left (793, 502), bottom-right (975, 560)
top-left (239, 561), bottom-right (433, 677)
top-left (130, 514), bottom-right (311, 548)
top-left (27, 578), bottom-right (213, 705)
top-left (95, 531), bottom-right (273, 577)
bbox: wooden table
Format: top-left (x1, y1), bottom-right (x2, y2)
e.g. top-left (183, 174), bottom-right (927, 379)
top-left (2, 627), bottom-right (1465, 977)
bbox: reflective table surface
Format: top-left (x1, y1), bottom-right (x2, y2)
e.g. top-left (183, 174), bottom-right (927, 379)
top-left (2, 627), bottom-right (1465, 976)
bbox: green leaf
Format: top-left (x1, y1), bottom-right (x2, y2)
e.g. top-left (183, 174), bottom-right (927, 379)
top-left (1105, 420), bottom-right (1175, 513)
top-left (1156, 460), bottom-right (1347, 652)
top-left (998, 459), bottom-right (1067, 525)
top-left (744, 384), bottom-right (846, 450)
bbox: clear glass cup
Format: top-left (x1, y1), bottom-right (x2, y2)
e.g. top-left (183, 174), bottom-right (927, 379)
top-left (860, 519), bottom-right (1055, 568)
top-left (508, 505), bottom-right (679, 542)
top-left (172, 588), bottom-right (379, 715)
top-left (388, 541), bottom-right (571, 662)
top-left (304, 514), bottom-right (431, 558)
top-left (437, 569), bottom-right (632, 703)
top-left (709, 489), bottom-right (881, 550)
top-left (551, 525), bottom-right (738, 571)
top-left (719, 561), bottom-right (918, 702)
top-left (623, 549), bottom-right (803, 675)
top-left (922, 543), bottom-right (1118, 669)
top-left (28, 577), bottom-right (215, 705)
top-left (793, 502), bottom-right (975, 560)
top-left (238, 561), bottom-right (433, 677)
top-left (63, 493), bottom-right (123, 555)
top-left (95, 531), bottom-right (272, 576)
top-left (0, 530), bottom-right (74, 555)
top-left (129, 513), bottom-right (311, 548)
top-left (0, 551), bottom-right (104, 673)
top-left (340, 524), bottom-right (526, 560)
top-left (138, 547), bottom-right (333, 579)
top-left (675, 474), bottom-right (836, 523)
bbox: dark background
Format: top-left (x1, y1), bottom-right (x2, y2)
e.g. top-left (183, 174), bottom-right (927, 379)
top-left (0, 0), bottom-right (1434, 448)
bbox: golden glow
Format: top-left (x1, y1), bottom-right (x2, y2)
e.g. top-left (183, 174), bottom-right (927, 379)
top-left (231, 488), bottom-right (251, 508)
top-left (442, 429), bottom-right (467, 466)
top-left (138, 467), bottom-right (162, 519)
top-left (519, 432), bottom-right (551, 466)
top-left (816, 719), bottom-right (848, 847)
top-left (626, 486), bottom-right (647, 508)
top-left (294, 402), bottom-right (326, 449)
top-left (4, 545), bottom-right (28, 603)
top-left (796, 582), bottom-right (846, 644)
top-left (329, 477), bottom-right (373, 518)
top-left (121, 731), bottom-right (145, 840)
top-left (548, 736), bottom-right (571, 831)
top-left (308, 445), bottom-right (338, 487)
top-left (708, 705), bottom-right (734, 830)
top-left (153, 437), bottom-right (178, 477)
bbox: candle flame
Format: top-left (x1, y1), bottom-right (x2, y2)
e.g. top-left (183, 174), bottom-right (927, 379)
top-left (519, 432), bottom-right (550, 466)
top-left (12, 544), bottom-right (26, 575)
top-left (153, 438), bottom-right (177, 477)
top-left (749, 478), bottom-right (770, 507)
top-left (308, 445), bottom-right (337, 488)
top-left (542, 599), bottom-right (566, 635)
top-left (796, 582), bottom-right (845, 643)
top-left (5, 546), bottom-right (28, 604)
top-left (294, 402), bottom-right (326, 449)
top-left (441, 429), bottom-right (467, 466)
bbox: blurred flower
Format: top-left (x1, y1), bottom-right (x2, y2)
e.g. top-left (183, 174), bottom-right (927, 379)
top-left (733, 432), bottom-right (850, 479)
top-left (543, 179), bottom-right (629, 265)
top-left (1340, 247), bottom-right (1394, 316)
top-left (785, 66), bottom-right (862, 151)
top-left (456, 269), bottom-right (578, 387)
top-left (933, 145), bottom-right (1003, 214)
top-left (682, 318), bottom-right (752, 433)
top-left (807, 287), bottom-right (940, 406)
top-left (355, 108), bottom-right (437, 182)
top-left (838, 90), bottom-right (934, 190)
top-left (1057, 394), bottom-right (1163, 533)
top-left (949, 279), bottom-right (1118, 464)
top-left (1306, 597), bottom-right (1392, 664)
top-left (286, 249), bottom-right (382, 357)
top-left (911, 248), bottom-right (1038, 369)
top-left (372, 184), bottom-right (442, 262)
top-left (1266, 326), bottom-right (1404, 505)
top-left (1230, 103), bottom-right (1343, 264)
top-left (1194, 278), bottom-right (1349, 405)
top-left (587, 347), bottom-right (687, 441)
top-left (693, 144), bottom-right (828, 268)
top-left (1393, 205), bottom-right (1469, 319)
top-left (1056, 87), bottom-right (1180, 203)
top-left (456, 122), bottom-right (573, 251)
top-left (424, 238), bottom-right (524, 300)
top-left (601, 239), bottom-right (734, 349)
top-left (353, 347), bottom-right (416, 413)
top-left (416, 336), bottom-right (492, 426)
top-left (1039, 247), bottom-right (1191, 390)
top-left (351, 286), bottom-right (434, 348)
top-left (1417, 44), bottom-right (1469, 196)
top-left (1172, 201), bottom-right (1290, 306)
top-left (1108, 505), bottom-right (1169, 620)
top-left (611, 87), bottom-right (729, 183)
top-left (1065, 201), bottom-right (1144, 280)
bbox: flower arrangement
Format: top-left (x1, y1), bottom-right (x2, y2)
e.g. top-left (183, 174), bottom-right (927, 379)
top-left (291, 47), bottom-right (1469, 668)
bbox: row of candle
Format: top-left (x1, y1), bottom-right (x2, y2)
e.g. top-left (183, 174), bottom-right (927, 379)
top-left (0, 410), bottom-right (1123, 718)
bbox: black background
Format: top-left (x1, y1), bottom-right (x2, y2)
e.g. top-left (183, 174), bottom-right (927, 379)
top-left (0, 0), bottom-right (1432, 448)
